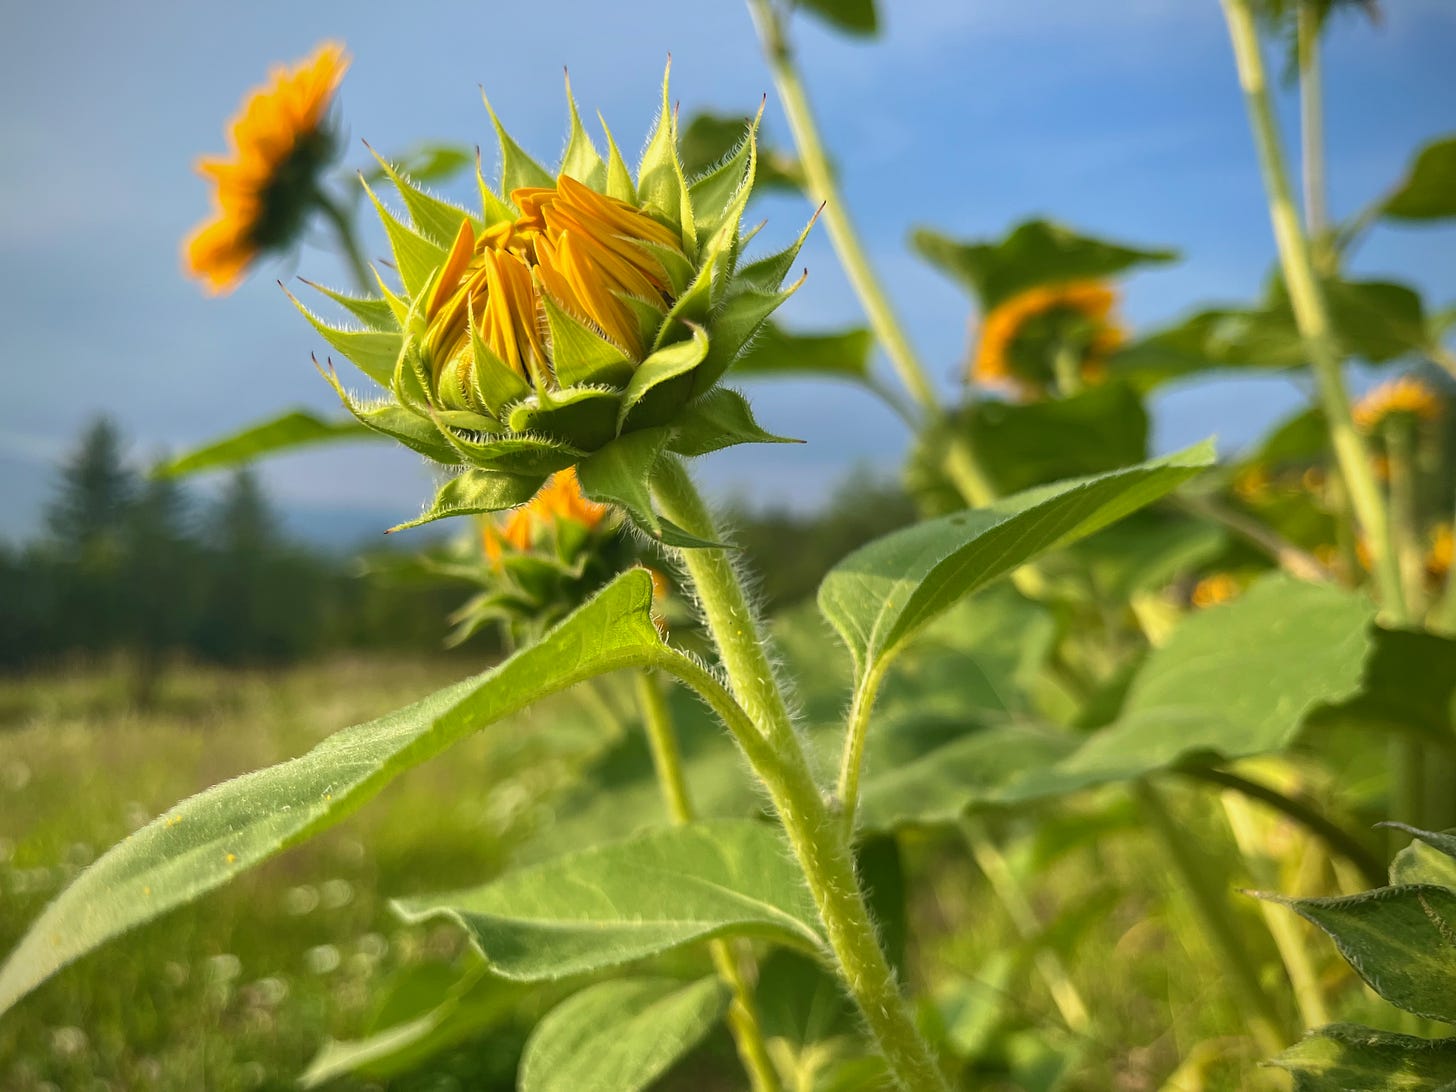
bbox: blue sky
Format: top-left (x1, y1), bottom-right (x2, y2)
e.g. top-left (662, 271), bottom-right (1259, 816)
top-left (2, 1), bottom-right (1453, 543)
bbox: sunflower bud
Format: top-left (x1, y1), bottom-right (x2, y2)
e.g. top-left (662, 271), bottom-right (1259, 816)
top-left (297, 66), bottom-right (802, 543)
top-left (446, 468), bottom-right (660, 646)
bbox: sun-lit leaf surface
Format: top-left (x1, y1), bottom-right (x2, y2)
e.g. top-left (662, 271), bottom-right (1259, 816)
top-left (912, 219), bottom-right (1176, 310)
top-left (393, 820), bottom-right (827, 979)
top-left (519, 977), bottom-right (726, 1092)
top-left (858, 576), bottom-right (1372, 826)
top-left (999, 576), bottom-right (1371, 802)
top-left (0, 571), bottom-right (665, 1018)
top-left (1273, 1024), bottom-right (1456, 1091)
top-left (1382, 135), bottom-right (1456, 221)
top-left (819, 442), bottom-right (1213, 685)
top-left (1265, 885), bottom-right (1456, 1023)
top-left (160, 411), bottom-right (377, 477)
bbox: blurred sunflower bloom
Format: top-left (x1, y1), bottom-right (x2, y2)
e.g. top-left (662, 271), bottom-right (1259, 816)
top-left (1353, 376), bottom-right (1442, 433)
top-left (482, 467), bottom-right (608, 568)
top-left (972, 280), bottom-right (1125, 398)
top-left (185, 42), bottom-right (349, 294)
top-left (1191, 572), bottom-right (1241, 609)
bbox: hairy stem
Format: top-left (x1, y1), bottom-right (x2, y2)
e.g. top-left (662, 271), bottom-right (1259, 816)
top-left (1134, 780), bottom-right (1288, 1057)
top-left (634, 670), bottom-right (783, 1092)
top-left (836, 659), bottom-right (888, 839)
top-left (653, 457), bottom-right (949, 1092)
top-left (1220, 0), bottom-right (1408, 626)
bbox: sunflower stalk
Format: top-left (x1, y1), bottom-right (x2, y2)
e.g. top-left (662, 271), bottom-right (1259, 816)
top-left (1220, 0), bottom-right (1409, 628)
top-left (1296, 2), bottom-right (1330, 263)
top-left (652, 455), bottom-right (951, 1092)
top-left (633, 669), bottom-right (783, 1092)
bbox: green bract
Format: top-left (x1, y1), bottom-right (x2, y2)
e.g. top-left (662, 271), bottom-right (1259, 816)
top-left (293, 67), bottom-right (802, 545)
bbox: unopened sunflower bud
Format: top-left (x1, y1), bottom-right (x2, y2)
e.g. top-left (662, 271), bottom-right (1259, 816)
top-left (296, 65), bottom-right (803, 543)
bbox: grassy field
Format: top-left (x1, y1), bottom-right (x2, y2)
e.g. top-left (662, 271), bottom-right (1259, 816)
top-left (0, 655), bottom-right (634, 1091)
top-left (0, 654), bottom-right (1394, 1092)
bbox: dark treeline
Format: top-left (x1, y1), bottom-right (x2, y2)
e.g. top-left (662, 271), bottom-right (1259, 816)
top-left (0, 419), bottom-right (476, 692)
top-left (1, 420), bottom-right (917, 697)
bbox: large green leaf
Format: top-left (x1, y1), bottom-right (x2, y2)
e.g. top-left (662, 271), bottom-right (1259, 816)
top-left (393, 820), bottom-right (827, 979)
top-left (912, 219), bottom-right (1176, 311)
top-left (999, 576), bottom-right (1372, 802)
top-left (858, 722), bottom-right (1077, 833)
top-left (818, 442), bottom-right (1213, 686)
top-left (858, 576), bottom-right (1372, 825)
top-left (1382, 135), bottom-right (1456, 221)
top-left (1266, 886), bottom-right (1456, 1023)
top-left (161, 411), bottom-right (377, 476)
top-left (1273, 1025), bottom-right (1456, 1091)
top-left (519, 977), bottom-right (727, 1092)
top-left (0, 570), bottom-right (666, 1018)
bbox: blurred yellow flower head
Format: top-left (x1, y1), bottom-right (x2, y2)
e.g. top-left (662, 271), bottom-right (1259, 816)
top-left (482, 467), bottom-right (608, 567)
top-left (185, 42), bottom-right (349, 294)
top-left (1353, 376), bottom-right (1442, 433)
top-left (971, 280), bottom-right (1125, 397)
top-left (1191, 572), bottom-right (1241, 609)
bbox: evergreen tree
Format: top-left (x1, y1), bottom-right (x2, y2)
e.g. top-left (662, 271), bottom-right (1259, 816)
top-left (122, 470), bottom-right (199, 702)
top-left (43, 418), bottom-right (138, 654)
top-left (45, 418), bottom-right (136, 562)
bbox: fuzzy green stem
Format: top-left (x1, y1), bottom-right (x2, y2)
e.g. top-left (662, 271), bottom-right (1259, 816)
top-left (652, 457), bottom-right (950, 1092)
top-left (313, 188), bottom-right (374, 295)
top-left (748, 0), bottom-right (937, 417)
top-left (836, 659), bottom-right (889, 839)
top-left (1220, 791), bottom-right (1331, 1029)
top-left (634, 670), bottom-right (783, 1092)
top-left (958, 817), bottom-right (1091, 1034)
top-left (1221, 0), bottom-right (1408, 626)
top-left (1133, 780), bottom-right (1287, 1057)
